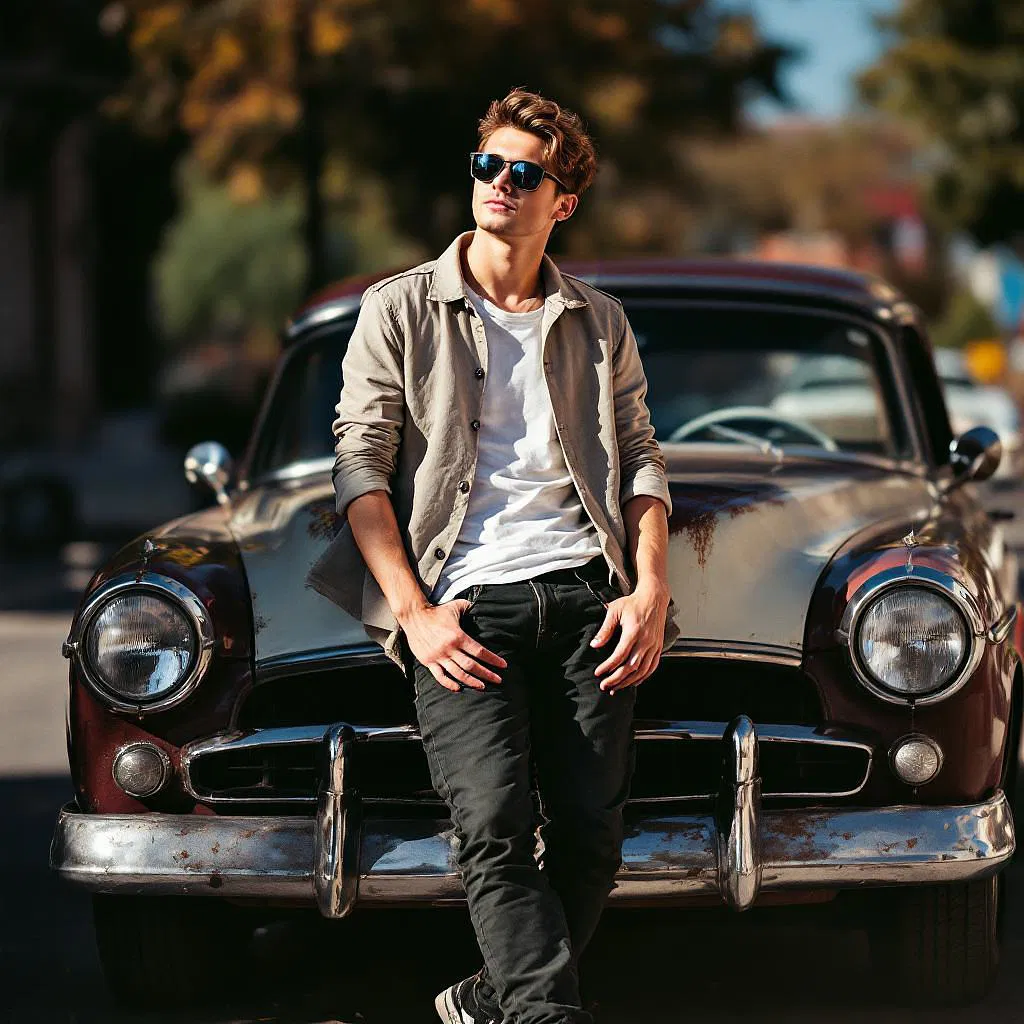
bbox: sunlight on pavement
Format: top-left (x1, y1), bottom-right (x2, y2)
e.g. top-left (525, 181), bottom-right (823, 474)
top-left (0, 612), bottom-right (73, 776)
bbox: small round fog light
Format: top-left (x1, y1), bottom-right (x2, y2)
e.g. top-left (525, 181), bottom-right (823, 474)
top-left (890, 735), bottom-right (943, 786)
top-left (112, 742), bottom-right (171, 798)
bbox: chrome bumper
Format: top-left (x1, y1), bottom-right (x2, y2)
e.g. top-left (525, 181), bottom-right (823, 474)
top-left (51, 718), bottom-right (1015, 914)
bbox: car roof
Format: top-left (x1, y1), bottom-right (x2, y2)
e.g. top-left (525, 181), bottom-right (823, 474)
top-left (287, 257), bottom-right (921, 341)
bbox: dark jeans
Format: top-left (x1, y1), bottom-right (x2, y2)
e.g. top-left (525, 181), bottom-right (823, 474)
top-left (401, 556), bottom-right (636, 1024)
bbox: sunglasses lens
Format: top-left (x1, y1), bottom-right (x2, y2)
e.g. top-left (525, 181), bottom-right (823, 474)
top-left (510, 161), bottom-right (544, 191)
top-left (471, 153), bottom-right (504, 182)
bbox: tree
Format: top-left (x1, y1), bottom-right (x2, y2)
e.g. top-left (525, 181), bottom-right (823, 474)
top-left (858, 0), bottom-right (1024, 248)
top-left (154, 162), bottom-right (308, 345)
top-left (106, 0), bottom-right (793, 269)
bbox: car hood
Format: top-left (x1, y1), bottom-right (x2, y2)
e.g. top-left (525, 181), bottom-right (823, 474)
top-left (660, 448), bottom-right (934, 660)
top-left (229, 452), bottom-right (936, 675)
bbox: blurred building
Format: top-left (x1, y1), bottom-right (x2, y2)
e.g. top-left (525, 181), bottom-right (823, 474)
top-left (0, 0), bottom-right (179, 452)
top-left (691, 117), bottom-right (933, 290)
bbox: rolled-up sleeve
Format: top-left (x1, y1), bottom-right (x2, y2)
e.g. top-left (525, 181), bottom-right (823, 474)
top-left (331, 288), bottom-right (406, 517)
top-left (613, 308), bottom-right (672, 518)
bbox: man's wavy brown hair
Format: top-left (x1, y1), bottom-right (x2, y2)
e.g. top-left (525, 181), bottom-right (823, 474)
top-left (478, 88), bottom-right (597, 197)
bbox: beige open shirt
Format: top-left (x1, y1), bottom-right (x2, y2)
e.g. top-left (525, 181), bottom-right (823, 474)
top-left (307, 232), bottom-right (681, 673)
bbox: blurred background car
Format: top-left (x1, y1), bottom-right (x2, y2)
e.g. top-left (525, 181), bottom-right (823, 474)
top-left (0, 411), bottom-right (194, 554)
top-left (933, 347), bottom-right (1022, 483)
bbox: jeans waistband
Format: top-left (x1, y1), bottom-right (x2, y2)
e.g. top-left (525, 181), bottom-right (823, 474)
top-left (531, 555), bottom-right (606, 586)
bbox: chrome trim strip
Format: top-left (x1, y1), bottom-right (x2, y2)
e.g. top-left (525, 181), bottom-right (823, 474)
top-left (988, 604), bottom-right (1018, 644)
top-left (255, 638), bottom-right (805, 680)
top-left (256, 644), bottom-right (389, 680)
top-left (51, 791), bottom-right (1015, 903)
top-left (63, 572), bottom-right (217, 715)
top-left (837, 565), bottom-right (988, 707)
top-left (661, 640), bottom-right (802, 666)
top-left (180, 721), bottom-right (873, 805)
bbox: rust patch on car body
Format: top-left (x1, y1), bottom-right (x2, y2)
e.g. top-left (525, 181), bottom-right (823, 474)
top-left (668, 486), bottom-right (785, 569)
top-left (762, 812), bottom-right (831, 863)
top-left (307, 502), bottom-right (344, 542)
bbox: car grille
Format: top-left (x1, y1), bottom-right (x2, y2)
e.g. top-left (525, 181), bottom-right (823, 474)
top-left (185, 657), bottom-right (869, 810)
top-left (187, 731), bottom-right (438, 806)
top-left (183, 722), bottom-right (870, 808)
top-left (236, 657), bottom-right (823, 730)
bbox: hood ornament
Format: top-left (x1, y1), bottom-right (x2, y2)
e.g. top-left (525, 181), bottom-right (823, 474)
top-left (902, 528), bottom-right (918, 572)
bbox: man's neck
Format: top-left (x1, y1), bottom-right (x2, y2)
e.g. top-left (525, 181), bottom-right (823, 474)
top-left (462, 230), bottom-right (547, 313)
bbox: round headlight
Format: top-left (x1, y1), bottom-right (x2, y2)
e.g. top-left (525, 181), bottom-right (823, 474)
top-left (84, 591), bottom-right (198, 702)
top-left (855, 586), bottom-right (970, 698)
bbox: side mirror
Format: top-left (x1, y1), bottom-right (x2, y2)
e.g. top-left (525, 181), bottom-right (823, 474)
top-left (949, 426), bottom-right (1002, 485)
top-left (184, 441), bottom-right (235, 505)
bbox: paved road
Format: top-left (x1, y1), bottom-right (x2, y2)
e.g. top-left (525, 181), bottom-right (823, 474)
top-left (5, 613), bottom-right (1024, 1023)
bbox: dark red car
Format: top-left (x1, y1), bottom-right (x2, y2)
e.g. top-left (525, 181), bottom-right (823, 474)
top-left (51, 260), bottom-right (1022, 1007)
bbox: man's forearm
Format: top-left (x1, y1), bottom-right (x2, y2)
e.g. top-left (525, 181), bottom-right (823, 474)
top-left (345, 490), bottom-right (431, 623)
top-left (623, 494), bottom-right (670, 595)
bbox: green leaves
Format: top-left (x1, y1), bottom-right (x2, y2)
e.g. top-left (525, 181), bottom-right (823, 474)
top-left (154, 163), bottom-right (307, 343)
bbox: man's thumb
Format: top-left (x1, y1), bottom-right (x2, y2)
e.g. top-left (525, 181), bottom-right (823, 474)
top-left (590, 611), bottom-right (617, 647)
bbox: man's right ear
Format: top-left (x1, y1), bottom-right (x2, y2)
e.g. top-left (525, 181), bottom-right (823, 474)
top-left (555, 194), bottom-right (579, 222)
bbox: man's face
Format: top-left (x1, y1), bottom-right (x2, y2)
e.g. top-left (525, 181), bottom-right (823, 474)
top-left (471, 126), bottom-right (577, 242)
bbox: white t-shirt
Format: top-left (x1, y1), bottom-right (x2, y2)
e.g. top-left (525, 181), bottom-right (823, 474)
top-left (430, 285), bottom-right (603, 604)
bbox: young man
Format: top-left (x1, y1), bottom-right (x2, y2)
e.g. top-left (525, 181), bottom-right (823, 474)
top-left (308, 88), bottom-right (679, 1024)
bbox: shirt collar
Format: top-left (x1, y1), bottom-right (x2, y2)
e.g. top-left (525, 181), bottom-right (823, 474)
top-left (427, 231), bottom-right (589, 312)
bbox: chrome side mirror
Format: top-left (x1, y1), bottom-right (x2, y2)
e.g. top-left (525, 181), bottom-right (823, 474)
top-left (949, 426), bottom-right (1002, 485)
top-left (184, 441), bottom-right (235, 505)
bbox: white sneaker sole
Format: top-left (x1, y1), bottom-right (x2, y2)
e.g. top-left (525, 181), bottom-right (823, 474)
top-left (434, 985), bottom-right (461, 1024)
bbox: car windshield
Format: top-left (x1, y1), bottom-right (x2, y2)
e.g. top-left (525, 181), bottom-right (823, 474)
top-left (248, 301), bottom-right (909, 478)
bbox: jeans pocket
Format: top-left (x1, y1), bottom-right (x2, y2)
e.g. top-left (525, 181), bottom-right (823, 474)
top-left (574, 568), bottom-right (612, 610)
top-left (460, 583), bottom-right (484, 614)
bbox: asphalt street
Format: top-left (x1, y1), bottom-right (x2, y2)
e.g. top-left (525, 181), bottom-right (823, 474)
top-left (6, 489), bottom-right (1024, 1022)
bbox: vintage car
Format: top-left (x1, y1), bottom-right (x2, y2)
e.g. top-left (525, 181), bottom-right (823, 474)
top-left (51, 259), bottom-right (1024, 1008)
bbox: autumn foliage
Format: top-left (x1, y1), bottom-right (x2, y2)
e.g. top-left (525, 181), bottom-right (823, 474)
top-left (108, 0), bottom-right (791, 254)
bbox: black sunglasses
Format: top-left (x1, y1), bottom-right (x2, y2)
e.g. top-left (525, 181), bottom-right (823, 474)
top-left (470, 151), bottom-right (569, 193)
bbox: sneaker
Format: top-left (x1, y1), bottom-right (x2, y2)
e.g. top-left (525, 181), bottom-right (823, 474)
top-left (434, 976), bottom-right (502, 1024)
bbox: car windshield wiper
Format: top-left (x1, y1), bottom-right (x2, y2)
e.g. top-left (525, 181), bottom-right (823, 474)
top-left (707, 423), bottom-right (783, 459)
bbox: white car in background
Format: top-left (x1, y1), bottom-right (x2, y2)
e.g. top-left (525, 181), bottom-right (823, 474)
top-left (768, 349), bottom-right (1021, 484)
top-left (934, 348), bottom-right (1022, 483)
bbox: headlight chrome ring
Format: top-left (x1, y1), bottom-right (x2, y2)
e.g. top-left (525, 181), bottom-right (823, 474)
top-left (837, 565), bottom-right (986, 706)
top-left (64, 572), bottom-right (216, 714)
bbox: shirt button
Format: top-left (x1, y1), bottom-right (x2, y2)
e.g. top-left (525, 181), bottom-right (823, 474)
top-left (458, 480), bottom-right (470, 493)
top-left (474, 367), bottom-right (485, 379)
top-left (434, 547), bottom-right (445, 559)
top-left (470, 419), bottom-right (480, 431)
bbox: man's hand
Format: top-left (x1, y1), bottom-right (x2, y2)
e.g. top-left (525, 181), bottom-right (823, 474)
top-left (399, 601), bottom-right (507, 692)
top-left (591, 581), bottom-right (670, 693)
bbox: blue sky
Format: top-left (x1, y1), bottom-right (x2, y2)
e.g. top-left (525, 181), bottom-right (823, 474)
top-left (722, 0), bottom-right (899, 121)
